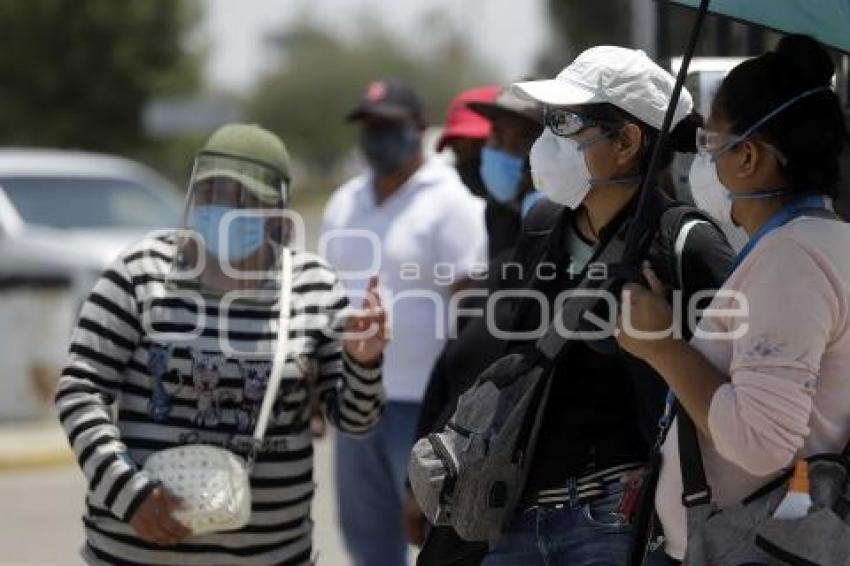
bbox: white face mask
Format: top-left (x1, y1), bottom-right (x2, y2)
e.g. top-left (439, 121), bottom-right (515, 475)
top-left (530, 128), bottom-right (642, 210)
top-left (689, 152), bottom-right (793, 227)
top-left (529, 130), bottom-right (594, 210)
top-left (689, 153), bottom-right (733, 225)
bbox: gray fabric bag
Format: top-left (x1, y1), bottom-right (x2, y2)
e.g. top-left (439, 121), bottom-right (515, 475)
top-left (408, 352), bottom-right (552, 542)
top-left (678, 412), bottom-right (850, 565)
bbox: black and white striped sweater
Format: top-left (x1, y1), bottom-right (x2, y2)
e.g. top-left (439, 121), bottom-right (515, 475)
top-left (55, 233), bottom-right (385, 565)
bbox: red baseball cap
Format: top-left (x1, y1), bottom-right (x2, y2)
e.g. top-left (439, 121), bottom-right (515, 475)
top-left (436, 85), bottom-right (500, 151)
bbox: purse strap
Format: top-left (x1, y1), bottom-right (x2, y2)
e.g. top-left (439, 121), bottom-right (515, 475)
top-left (247, 249), bottom-right (294, 468)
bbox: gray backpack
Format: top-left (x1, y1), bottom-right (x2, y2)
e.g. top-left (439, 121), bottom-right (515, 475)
top-left (408, 352), bottom-right (551, 542)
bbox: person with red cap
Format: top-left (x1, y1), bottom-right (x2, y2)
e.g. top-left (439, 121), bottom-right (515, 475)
top-left (436, 85), bottom-right (501, 198)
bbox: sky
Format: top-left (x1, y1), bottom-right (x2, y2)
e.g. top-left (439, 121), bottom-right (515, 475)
top-left (200, 0), bottom-right (550, 93)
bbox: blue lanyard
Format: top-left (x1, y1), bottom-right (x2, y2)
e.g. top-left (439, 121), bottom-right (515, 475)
top-left (731, 195), bottom-right (825, 272)
top-left (654, 390), bottom-right (677, 449)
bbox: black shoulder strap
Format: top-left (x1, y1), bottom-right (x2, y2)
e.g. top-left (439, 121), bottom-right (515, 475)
top-left (665, 207), bottom-right (719, 510)
top-left (522, 198), bottom-right (566, 233)
top-left (506, 200), bottom-right (565, 290)
top-left (677, 410), bottom-right (712, 508)
top-left (658, 205), bottom-right (719, 287)
top-left (499, 200), bottom-right (566, 327)
top-left (533, 219), bottom-right (629, 362)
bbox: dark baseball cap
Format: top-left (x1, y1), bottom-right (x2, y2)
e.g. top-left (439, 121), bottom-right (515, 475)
top-left (346, 78), bottom-right (425, 123)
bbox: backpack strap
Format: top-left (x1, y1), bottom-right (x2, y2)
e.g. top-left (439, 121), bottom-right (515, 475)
top-left (533, 217), bottom-right (630, 362)
top-left (657, 205), bottom-right (718, 290)
top-left (678, 411), bottom-right (712, 508)
top-left (522, 198), bottom-right (566, 234)
top-left (673, 218), bottom-right (709, 288)
top-left (660, 207), bottom-right (718, 509)
top-left (501, 200), bottom-right (567, 335)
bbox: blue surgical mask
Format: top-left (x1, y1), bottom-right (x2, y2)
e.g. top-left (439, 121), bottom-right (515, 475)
top-left (479, 147), bottom-right (524, 203)
top-left (360, 123), bottom-right (420, 176)
top-left (192, 205), bottom-right (265, 262)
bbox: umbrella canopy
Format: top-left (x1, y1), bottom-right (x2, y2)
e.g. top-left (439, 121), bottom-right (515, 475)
top-left (665, 0), bottom-right (850, 53)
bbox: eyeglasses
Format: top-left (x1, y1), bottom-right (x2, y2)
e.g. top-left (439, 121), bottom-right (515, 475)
top-left (695, 127), bottom-right (788, 166)
top-left (544, 108), bottom-right (615, 138)
top-left (695, 127), bottom-right (740, 156)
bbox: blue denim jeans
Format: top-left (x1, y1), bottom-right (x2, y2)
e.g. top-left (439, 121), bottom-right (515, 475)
top-left (334, 401), bottom-right (419, 566)
top-left (483, 483), bottom-right (632, 566)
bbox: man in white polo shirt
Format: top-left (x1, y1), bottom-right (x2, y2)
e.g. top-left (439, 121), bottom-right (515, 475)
top-left (321, 78), bottom-right (486, 566)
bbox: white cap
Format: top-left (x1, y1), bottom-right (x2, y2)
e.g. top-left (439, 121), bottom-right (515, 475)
top-left (512, 46), bottom-right (694, 130)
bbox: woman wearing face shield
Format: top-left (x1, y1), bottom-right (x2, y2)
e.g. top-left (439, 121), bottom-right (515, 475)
top-left (618, 35), bottom-right (850, 564)
top-left (54, 124), bottom-right (388, 565)
top-left (473, 48), bottom-right (735, 565)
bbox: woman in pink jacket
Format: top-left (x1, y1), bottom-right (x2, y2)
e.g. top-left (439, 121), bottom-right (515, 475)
top-left (617, 35), bottom-right (850, 563)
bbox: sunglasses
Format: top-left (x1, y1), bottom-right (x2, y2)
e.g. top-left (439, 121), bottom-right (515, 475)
top-left (544, 108), bottom-right (620, 138)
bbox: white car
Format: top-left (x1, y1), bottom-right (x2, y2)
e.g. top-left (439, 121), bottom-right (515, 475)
top-left (0, 149), bottom-right (184, 420)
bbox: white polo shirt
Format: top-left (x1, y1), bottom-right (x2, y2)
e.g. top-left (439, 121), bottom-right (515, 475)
top-left (321, 158), bottom-right (486, 402)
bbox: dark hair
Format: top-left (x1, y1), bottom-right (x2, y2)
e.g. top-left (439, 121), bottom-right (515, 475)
top-left (580, 103), bottom-right (702, 178)
top-left (713, 34), bottom-right (848, 197)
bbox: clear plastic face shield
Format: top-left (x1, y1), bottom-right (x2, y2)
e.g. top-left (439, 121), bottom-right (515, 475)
top-left (169, 153), bottom-right (291, 296)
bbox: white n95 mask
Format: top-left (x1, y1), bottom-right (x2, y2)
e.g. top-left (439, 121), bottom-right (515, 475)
top-left (689, 153), bottom-right (733, 225)
top-left (689, 153), bottom-right (792, 227)
top-left (530, 129), bottom-right (637, 210)
top-left (529, 130), bottom-right (594, 210)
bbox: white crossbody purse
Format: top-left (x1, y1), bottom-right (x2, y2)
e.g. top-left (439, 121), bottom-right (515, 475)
top-left (143, 251), bottom-right (294, 535)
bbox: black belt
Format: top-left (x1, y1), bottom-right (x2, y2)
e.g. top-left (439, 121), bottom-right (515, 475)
top-left (520, 462), bottom-right (646, 510)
